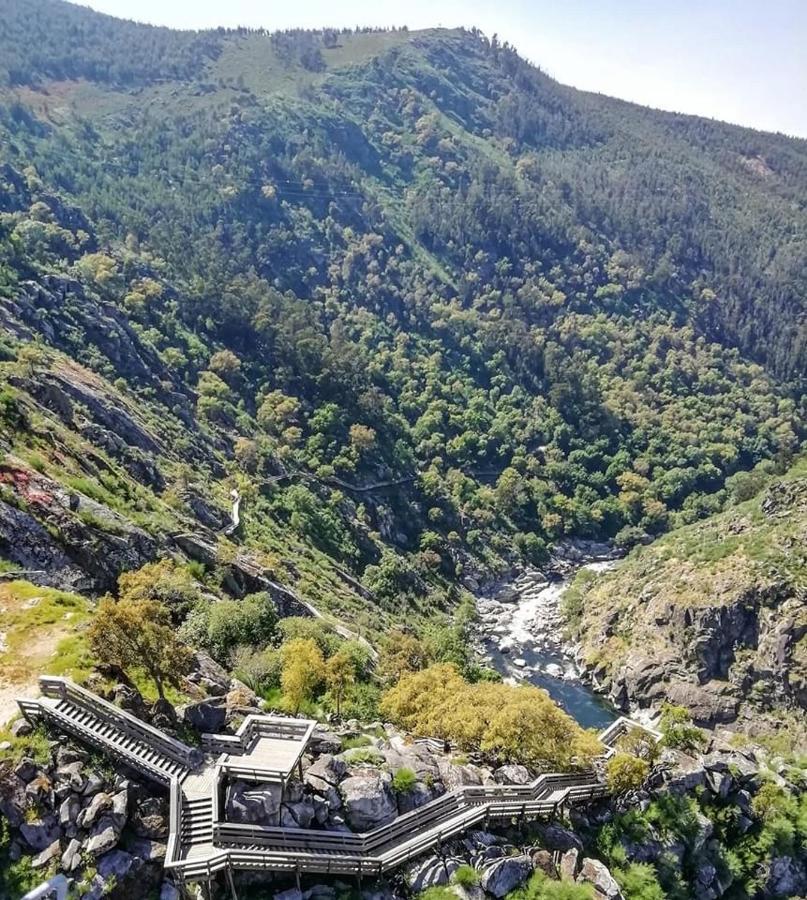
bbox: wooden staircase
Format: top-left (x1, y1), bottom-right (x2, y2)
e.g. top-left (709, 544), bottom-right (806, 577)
top-left (18, 678), bottom-right (655, 886)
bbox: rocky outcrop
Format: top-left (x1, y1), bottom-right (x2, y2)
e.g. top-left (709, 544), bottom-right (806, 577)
top-left (339, 771), bottom-right (397, 831)
top-left (0, 459), bottom-right (157, 592)
top-left (570, 475), bottom-right (807, 728)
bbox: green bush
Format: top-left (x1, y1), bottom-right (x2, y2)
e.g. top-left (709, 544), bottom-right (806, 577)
top-left (658, 704), bottom-right (705, 751)
top-left (451, 863), bottom-right (479, 887)
top-left (392, 767), bottom-right (417, 793)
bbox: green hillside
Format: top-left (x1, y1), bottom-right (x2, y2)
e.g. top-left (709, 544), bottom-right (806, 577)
top-left (0, 0), bottom-right (804, 629)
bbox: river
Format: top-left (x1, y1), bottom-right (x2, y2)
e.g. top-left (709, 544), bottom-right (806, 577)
top-left (473, 544), bottom-right (620, 730)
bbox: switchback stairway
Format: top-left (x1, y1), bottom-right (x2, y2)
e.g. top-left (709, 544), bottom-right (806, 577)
top-left (18, 677), bottom-right (660, 889)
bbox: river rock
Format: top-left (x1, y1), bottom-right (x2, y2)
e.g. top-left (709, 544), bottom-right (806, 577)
top-left (480, 855), bottom-right (532, 897)
top-left (339, 771), bottom-right (397, 831)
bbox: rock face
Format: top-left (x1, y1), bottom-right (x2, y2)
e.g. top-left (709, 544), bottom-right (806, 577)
top-left (571, 475), bottom-right (807, 727)
top-left (339, 772), bottom-right (397, 831)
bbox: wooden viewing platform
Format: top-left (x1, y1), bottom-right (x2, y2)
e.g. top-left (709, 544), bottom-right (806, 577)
top-left (18, 677), bottom-right (659, 896)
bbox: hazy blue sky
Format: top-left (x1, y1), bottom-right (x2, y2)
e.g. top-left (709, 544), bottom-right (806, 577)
top-left (78, 0), bottom-right (807, 137)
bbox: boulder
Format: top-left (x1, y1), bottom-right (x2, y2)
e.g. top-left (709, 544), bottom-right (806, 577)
top-left (226, 781), bottom-right (282, 826)
top-left (396, 781), bottom-right (434, 814)
top-left (339, 772), bottom-right (397, 831)
top-left (14, 757), bottom-right (38, 782)
top-left (309, 728), bottom-right (342, 755)
top-left (437, 758), bottom-right (483, 791)
top-left (159, 883), bottom-right (182, 900)
top-left (305, 754), bottom-right (348, 789)
top-left (10, 718), bottom-right (33, 737)
top-left (536, 823), bottom-right (583, 852)
top-left (182, 698), bottom-right (226, 733)
top-left (20, 815), bottom-right (60, 852)
top-left (185, 651), bottom-right (231, 697)
top-left (61, 838), bottom-right (83, 873)
top-left (79, 791), bottom-right (112, 829)
top-left (128, 837), bottom-right (167, 862)
top-left (559, 849), bottom-right (580, 881)
top-left (131, 796), bottom-right (169, 839)
top-left (494, 764), bottom-right (532, 785)
top-left (85, 815), bottom-right (123, 856)
top-left (578, 858), bottom-right (622, 899)
top-left (97, 848), bottom-right (141, 882)
top-left (55, 760), bottom-right (86, 793)
top-left (404, 854), bottom-right (450, 892)
top-left (480, 855), bottom-right (532, 897)
top-left (766, 855), bottom-right (807, 898)
top-left (274, 890), bottom-right (304, 900)
top-left (59, 793), bottom-right (81, 828)
top-left (31, 839), bottom-right (61, 869)
top-left (531, 849), bottom-right (556, 877)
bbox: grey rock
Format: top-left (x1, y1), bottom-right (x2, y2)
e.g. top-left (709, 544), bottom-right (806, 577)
top-left (274, 890), bottom-right (304, 900)
top-left (159, 884), bottom-right (181, 900)
top-left (10, 718), bottom-right (33, 737)
top-left (78, 791), bottom-right (112, 829)
top-left (97, 848), bottom-right (140, 881)
top-left (559, 849), bottom-right (580, 881)
top-left (32, 839), bottom-right (61, 868)
top-left (494, 764), bottom-right (532, 785)
top-left (14, 757), bottom-right (37, 782)
top-left (131, 796), bottom-right (169, 839)
top-left (532, 849), bottom-right (556, 877)
top-left (82, 772), bottom-right (105, 796)
top-left (578, 858), bottom-right (622, 899)
top-left (20, 815), bottom-right (60, 852)
top-left (766, 855), bottom-right (807, 898)
top-left (85, 815), bottom-right (122, 856)
top-left (536, 823), bottom-right (584, 852)
top-left (339, 772), bottom-right (397, 831)
top-left (56, 760), bottom-right (86, 793)
top-left (128, 837), bottom-right (167, 862)
top-left (436, 757), bottom-right (483, 790)
top-left (404, 854), bottom-right (450, 892)
top-left (226, 780), bottom-right (282, 826)
top-left (59, 794), bottom-right (81, 827)
top-left (396, 781), bottom-right (434, 814)
top-left (310, 728), bottom-right (342, 755)
top-left (480, 855), bottom-right (532, 897)
top-left (305, 754), bottom-right (348, 788)
top-left (182, 698), bottom-right (226, 733)
top-left (61, 838), bottom-right (83, 873)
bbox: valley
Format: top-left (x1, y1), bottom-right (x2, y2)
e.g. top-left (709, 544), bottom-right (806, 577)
top-left (0, 1), bottom-right (804, 898)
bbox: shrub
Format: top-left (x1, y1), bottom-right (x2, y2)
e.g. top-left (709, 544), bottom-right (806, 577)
top-left (451, 864), bottom-right (479, 887)
top-left (392, 767), bottom-right (417, 793)
top-left (606, 753), bottom-right (650, 795)
top-left (658, 704), bottom-right (705, 750)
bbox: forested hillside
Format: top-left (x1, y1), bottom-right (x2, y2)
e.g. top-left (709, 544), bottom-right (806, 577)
top-left (0, 0), bottom-right (804, 607)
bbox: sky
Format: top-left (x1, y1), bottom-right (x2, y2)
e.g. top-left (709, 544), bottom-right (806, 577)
top-left (77, 0), bottom-right (807, 138)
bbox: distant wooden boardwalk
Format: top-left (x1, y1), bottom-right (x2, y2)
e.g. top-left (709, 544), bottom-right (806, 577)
top-left (19, 677), bottom-right (657, 894)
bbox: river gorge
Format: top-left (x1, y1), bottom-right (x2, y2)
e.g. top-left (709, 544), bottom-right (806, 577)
top-left (473, 542), bottom-right (621, 729)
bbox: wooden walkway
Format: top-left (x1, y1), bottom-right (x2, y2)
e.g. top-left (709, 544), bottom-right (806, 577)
top-left (19, 677), bottom-right (657, 889)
